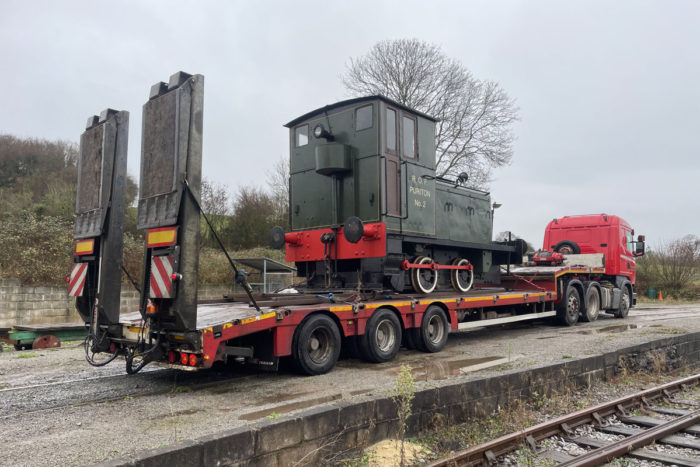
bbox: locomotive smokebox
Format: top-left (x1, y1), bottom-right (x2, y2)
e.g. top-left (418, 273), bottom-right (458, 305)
top-left (315, 143), bottom-right (352, 176)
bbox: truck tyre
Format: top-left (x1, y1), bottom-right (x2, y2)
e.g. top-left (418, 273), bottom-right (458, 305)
top-left (614, 287), bottom-right (631, 319)
top-left (360, 308), bottom-right (402, 363)
top-left (581, 286), bottom-right (600, 322)
top-left (557, 286), bottom-right (581, 326)
top-left (292, 314), bottom-right (341, 375)
top-left (554, 241), bottom-right (580, 255)
top-left (416, 305), bottom-right (449, 353)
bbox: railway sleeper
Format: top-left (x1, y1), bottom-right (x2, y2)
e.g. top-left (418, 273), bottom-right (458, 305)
top-left (570, 435), bottom-right (699, 467)
top-left (598, 424), bottom-right (700, 450)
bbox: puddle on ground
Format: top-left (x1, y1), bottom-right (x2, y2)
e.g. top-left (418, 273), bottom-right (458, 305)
top-left (239, 393), bottom-right (343, 420)
top-left (407, 356), bottom-right (508, 380)
top-left (366, 356), bottom-right (507, 381)
top-left (252, 390), bottom-right (314, 405)
top-left (576, 324), bottom-right (639, 335)
top-left (152, 408), bottom-right (204, 420)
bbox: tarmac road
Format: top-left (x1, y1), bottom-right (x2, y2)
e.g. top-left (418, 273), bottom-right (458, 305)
top-left (0, 302), bottom-right (698, 466)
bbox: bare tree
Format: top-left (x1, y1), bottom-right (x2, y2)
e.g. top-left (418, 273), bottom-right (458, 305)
top-left (265, 156), bottom-right (289, 228)
top-left (637, 235), bottom-right (700, 293)
top-left (343, 39), bottom-right (519, 187)
top-left (200, 177), bottom-right (231, 248)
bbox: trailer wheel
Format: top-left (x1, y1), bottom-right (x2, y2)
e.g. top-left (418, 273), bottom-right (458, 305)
top-left (554, 241), bottom-right (580, 255)
top-left (411, 256), bottom-right (438, 294)
top-left (416, 305), bottom-right (449, 353)
top-left (556, 285), bottom-right (581, 326)
top-left (292, 314), bottom-right (341, 375)
top-left (450, 258), bottom-right (474, 293)
top-left (581, 287), bottom-right (600, 322)
top-left (360, 308), bottom-right (402, 363)
top-left (614, 287), bottom-right (631, 319)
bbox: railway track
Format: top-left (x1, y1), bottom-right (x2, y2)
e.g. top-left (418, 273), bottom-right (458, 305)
top-left (429, 373), bottom-right (700, 466)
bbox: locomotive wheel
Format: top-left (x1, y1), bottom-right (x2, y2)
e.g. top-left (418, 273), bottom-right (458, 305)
top-left (410, 256), bottom-right (438, 294)
top-left (556, 285), bottom-right (581, 326)
top-left (581, 286), bottom-right (600, 322)
top-left (450, 258), bottom-right (474, 293)
top-left (360, 308), bottom-right (402, 363)
top-left (292, 314), bottom-right (341, 375)
top-left (33, 334), bottom-right (60, 349)
top-left (614, 287), bottom-right (631, 319)
top-left (415, 305), bottom-right (449, 353)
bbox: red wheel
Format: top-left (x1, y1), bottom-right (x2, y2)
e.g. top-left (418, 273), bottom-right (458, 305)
top-left (33, 334), bottom-right (60, 349)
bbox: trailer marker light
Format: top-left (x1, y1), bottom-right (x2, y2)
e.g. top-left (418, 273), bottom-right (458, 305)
top-left (180, 353), bottom-right (189, 365)
top-left (145, 300), bottom-right (158, 315)
top-left (74, 239), bottom-right (95, 255)
top-left (66, 276), bottom-right (70, 283)
top-left (109, 343), bottom-right (117, 353)
top-left (147, 227), bottom-right (177, 248)
top-left (189, 354), bottom-right (197, 366)
top-left (168, 351), bottom-right (178, 363)
top-left (172, 273), bottom-right (182, 281)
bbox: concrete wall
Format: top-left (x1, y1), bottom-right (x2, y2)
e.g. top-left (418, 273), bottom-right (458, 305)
top-left (0, 279), bottom-right (235, 328)
top-left (103, 331), bottom-right (700, 467)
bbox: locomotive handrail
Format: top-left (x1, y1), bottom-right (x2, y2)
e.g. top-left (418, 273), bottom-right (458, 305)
top-left (400, 159), bottom-right (409, 220)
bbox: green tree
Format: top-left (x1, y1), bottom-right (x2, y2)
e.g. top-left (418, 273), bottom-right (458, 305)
top-left (227, 186), bottom-right (276, 250)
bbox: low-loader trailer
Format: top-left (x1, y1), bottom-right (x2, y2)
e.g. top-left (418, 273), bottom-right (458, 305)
top-left (71, 72), bottom-right (645, 375)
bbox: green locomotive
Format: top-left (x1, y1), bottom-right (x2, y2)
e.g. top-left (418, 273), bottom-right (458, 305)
top-left (271, 96), bottom-right (520, 293)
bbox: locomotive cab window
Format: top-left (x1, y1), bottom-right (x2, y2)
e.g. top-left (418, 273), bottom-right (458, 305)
top-left (355, 105), bottom-right (373, 131)
top-left (402, 115), bottom-right (417, 159)
top-left (295, 124), bottom-right (309, 147)
top-left (386, 107), bottom-right (397, 153)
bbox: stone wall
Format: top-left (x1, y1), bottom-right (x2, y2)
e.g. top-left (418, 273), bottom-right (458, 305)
top-left (0, 279), bottom-right (235, 328)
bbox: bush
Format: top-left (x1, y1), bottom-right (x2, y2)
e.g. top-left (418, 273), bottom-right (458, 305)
top-left (0, 212), bottom-right (73, 285)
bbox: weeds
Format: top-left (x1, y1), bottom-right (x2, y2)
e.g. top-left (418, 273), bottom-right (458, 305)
top-left (389, 364), bottom-right (416, 467)
top-left (17, 351), bottom-right (38, 358)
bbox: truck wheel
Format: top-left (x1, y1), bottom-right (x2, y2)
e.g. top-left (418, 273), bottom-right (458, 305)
top-left (556, 286), bottom-right (581, 326)
top-left (292, 314), bottom-right (341, 375)
top-left (581, 287), bottom-right (600, 322)
top-left (360, 308), bottom-right (402, 363)
top-left (416, 305), bottom-right (449, 353)
top-left (411, 256), bottom-right (438, 294)
top-left (614, 287), bottom-right (631, 319)
top-left (450, 258), bottom-right (474, 293)
top-left (554, 241), bottom-right (580, 255)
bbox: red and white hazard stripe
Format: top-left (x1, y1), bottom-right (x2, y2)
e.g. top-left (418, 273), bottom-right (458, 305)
top-left (150, 255), bottom-right (174, 298)
top-left (68, 263), bottom-right (88, 297)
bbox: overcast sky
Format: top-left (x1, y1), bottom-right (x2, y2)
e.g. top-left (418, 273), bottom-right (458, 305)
top-left (2, 0), bottom-right (698, 247)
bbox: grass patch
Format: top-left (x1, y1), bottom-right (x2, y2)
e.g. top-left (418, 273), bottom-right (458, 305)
top-left (17, 351), bottom-right (38, 358)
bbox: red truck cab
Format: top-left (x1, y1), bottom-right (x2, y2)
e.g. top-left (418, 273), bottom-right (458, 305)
top-left (543, 214), bottom-right (645, 282)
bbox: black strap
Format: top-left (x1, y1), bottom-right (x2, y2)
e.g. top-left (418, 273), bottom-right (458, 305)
top-left (183, 179), bottom-right (262, 313)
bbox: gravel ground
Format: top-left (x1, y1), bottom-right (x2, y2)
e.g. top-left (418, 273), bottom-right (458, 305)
top-left (0, 302), bottom-right (698, 466)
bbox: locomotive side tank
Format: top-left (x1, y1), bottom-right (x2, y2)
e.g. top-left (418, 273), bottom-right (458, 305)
top-left (273, 96), bottom-right (519, 293)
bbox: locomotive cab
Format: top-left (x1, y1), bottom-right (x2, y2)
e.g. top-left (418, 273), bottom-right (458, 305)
top-left (276, 96), bottom-right (519, 293)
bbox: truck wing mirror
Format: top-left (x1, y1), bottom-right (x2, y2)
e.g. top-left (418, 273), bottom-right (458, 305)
top-left (634, 241), bottom-right (645, 257)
